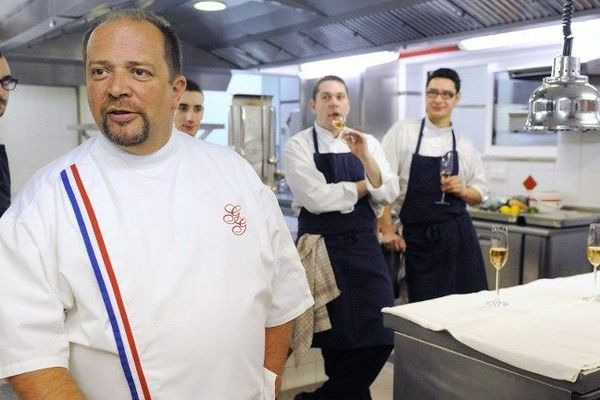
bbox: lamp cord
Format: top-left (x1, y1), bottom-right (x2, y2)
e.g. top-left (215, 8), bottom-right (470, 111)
top-left (562, 0), bottom-right (573, 56)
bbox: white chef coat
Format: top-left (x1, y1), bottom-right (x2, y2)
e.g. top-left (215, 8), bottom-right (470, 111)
top-left (0, 130), bottom-right (313, 400)
top-left (382, 117), bottom-right (488, 212)
top-left (283, 123), bottom-right (399, 217)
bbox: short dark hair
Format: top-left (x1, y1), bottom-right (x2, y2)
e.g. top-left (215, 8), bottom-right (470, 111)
top-left (185, 77), bottom-right (203, 94)
top-left (82, 9), bottom-right (182, 81)
top-left (427, 68), bottom-right (461, 93)
top-left (312, 75), bottom-right (349, 101)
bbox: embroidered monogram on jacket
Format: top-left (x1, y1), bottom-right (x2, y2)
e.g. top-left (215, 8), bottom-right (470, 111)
top-left (223, 204), bottom-right (247, 235)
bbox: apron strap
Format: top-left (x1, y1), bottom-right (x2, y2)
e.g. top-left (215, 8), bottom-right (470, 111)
top-left (311, 127), bottom-right (320, 154)
top-left (415, 118), bottom-right (458, 155)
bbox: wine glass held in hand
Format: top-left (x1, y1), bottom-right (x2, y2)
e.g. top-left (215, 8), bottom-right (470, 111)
top-left (487, 225), bottom-right (509, 307)
top-left (435, 151), bottom-right (454, 205)
top-left (583, 223), bottom-right (600, 302)
top-left (332, 115), bottom-right (345, 137)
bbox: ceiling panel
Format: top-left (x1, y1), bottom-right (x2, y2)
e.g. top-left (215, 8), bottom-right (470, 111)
top-left (268, 32), bottom-right (332, 58)
top-left (211, 46), bottom-right (261, 68)
top-left (302, 23), bottom-right (375, 52)
top-left (237, 40), bottom-right (295, 64)
top-left (395, 1), bottom-right (483, 38)
top-left (342, 12), bottom-right (423, 45)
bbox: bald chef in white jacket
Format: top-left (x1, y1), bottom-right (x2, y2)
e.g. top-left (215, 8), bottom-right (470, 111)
top-left (0, 9), bottom-right (313, 400)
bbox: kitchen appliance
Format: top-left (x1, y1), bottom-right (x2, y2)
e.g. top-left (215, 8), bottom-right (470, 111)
top-left (228, 94), bottom-right (281, 191)
top-left (525, 0), bottom-right (600, 132)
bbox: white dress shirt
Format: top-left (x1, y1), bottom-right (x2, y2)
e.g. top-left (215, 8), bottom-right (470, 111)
top-left (382, 117), bottom-right (488, 212)
top-left (283, 123), bottom-right (399, 217)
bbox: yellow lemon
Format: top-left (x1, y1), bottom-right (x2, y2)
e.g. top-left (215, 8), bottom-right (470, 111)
top-left (510, 204), bottom-right (520, 215)
top-left (499, 205), bottom-right (511, 215)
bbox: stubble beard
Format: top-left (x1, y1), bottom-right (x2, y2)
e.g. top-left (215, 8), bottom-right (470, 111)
top-left (101, 110), bottom-right (150, 147)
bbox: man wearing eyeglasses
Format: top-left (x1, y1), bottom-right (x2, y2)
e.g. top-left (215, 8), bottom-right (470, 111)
top-left (380, 67), bottom-right (488, 302)
top-left (0, 52), bottom-right (17, 217)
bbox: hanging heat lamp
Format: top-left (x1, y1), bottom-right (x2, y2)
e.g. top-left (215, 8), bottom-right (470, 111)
top-left (525, 0), bottom-right (600, 132)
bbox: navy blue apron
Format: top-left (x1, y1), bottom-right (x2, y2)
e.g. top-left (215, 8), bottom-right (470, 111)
top-left (297, 128), bottom-right (394, 348)
top-left (0, 144), bottom-right (10, 217)
top-left (400, 119), bottom-right (487, 302)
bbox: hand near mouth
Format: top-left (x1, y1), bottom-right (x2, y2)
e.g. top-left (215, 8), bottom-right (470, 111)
top-left (342, 129), bottom-right (368, 159)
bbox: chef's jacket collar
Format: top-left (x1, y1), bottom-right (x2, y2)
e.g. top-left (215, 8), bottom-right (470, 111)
top-left (96, 128), bottom-right (179, 167)
top-left (314, 122), bottom-right (343, 142)
top-left (424, 116), bottom-right (453, 136)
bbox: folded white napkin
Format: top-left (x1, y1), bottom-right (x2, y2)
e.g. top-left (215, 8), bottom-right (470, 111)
top-left (383, 273), bottom-right (600, 382)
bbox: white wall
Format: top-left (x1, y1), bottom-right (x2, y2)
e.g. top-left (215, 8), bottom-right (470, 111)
top-left (0, 85), bottom-right (79, 196)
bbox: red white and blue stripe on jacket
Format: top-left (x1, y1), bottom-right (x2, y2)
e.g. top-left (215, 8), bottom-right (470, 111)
top-left (60, 164), bottom-right (152, 400)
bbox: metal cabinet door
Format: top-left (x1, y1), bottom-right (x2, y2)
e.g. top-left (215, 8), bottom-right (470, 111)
top-left (229, 95), bottom-right (277, 191)
top-left (476, 227), bottom-right (522, 288)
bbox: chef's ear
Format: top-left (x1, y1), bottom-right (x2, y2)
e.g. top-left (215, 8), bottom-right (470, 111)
top-left (309, 99), bottom-right (316, 114)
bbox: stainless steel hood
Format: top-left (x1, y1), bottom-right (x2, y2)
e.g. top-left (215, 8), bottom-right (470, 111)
top-left (3, 0), bottom-right (600, 76)
top-left (509, 59), bottom-right (600, 80)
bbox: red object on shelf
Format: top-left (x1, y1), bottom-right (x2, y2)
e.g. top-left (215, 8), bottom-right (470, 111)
top-left (523, 175), bottom-right (537, 191)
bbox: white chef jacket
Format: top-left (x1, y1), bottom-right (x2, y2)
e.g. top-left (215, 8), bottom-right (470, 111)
top-left (0, 130), bottom-right (313, 400)
top-left (382, 117), bottom-right (488, 213)
top-left (283, 123), bottom-right (399, 217)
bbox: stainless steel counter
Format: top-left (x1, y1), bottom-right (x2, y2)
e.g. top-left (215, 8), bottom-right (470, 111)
top-left (383, 313), bottom-right (600, 400)
top-left (468, 208), bottom-right (600, 228)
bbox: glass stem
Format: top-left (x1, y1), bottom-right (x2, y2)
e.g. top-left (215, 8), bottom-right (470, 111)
top-left (593, 267), bottom-right (599, 298)
top-left (440, 192), bottom-right (446, 202)
top-left (495, 270), bottom-right (500, 303)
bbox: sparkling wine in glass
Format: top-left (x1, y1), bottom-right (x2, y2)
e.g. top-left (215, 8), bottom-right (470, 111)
top-left (332, 115), bottom-right (345, 136)
top-left (435, 151), bottom-right (454, 205)
top-left (487, 225), bottom-right (509, 307)
top-left (583, 223), bottom-right (600, 302)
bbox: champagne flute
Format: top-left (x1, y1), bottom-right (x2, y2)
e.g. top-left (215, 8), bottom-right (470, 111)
top-left (583, 223), bottom-right (600, 302)
top-left (435, 151), bottom-right (454, 205)
top-left (332, 115), bottom-right (345, 137)
top-left (487, 226), bottom-right (509, 307)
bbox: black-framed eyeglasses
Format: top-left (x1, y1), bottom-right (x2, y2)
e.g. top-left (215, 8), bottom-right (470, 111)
top-left (426, 89), bottom-right (455, 100)
top-left (0, 76), bottom-right (18, 91)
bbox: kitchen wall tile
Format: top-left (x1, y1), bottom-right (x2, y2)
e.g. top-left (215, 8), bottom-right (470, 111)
top-left (555, 133), bottom-right (582, 173)
top-left (527, 171), bottom-right (555, 192)
top-left (483, 160), bottom-right (509, 198)
top-left (576, 172), bottom-right (600, 207)
top-left (488, 182), bottom-right (508, 200)
top-left (553, 171), bottom-right (580, 204)
top-left (529, 160), bottom-right (555, 173)
top-left (580, 135), bottom-right (600, 172)
top-left (507, 160), bottom-right (533, 173)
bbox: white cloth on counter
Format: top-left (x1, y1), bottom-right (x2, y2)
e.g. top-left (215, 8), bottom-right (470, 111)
top-left (383, 273), bottom-right (600, 382)
top-left (381, 117), bottom-right (488, 214)
top-left (0, 131), bottom-right (314, 399)
top-left (284, 123), bottom-right (399, 217)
